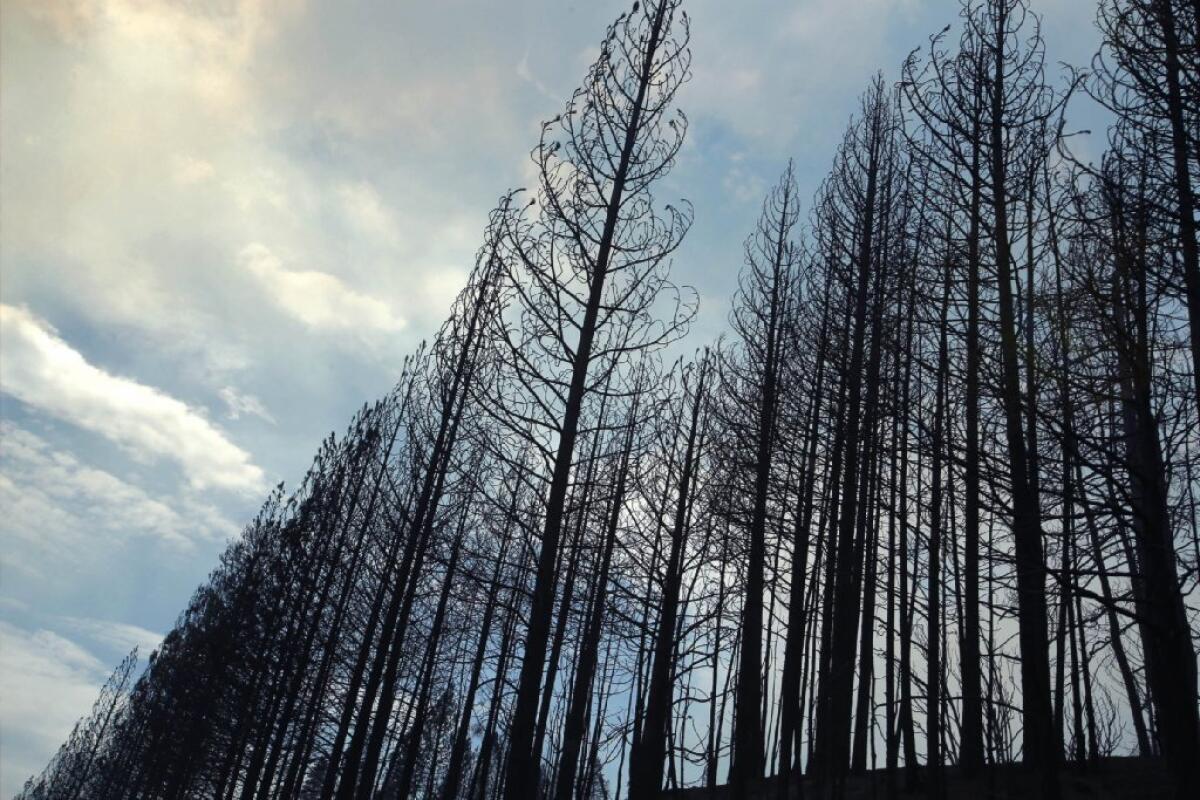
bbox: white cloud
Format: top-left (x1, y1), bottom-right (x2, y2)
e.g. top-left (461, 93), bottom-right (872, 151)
top-left (517, 50), bottom-right (559, 102)
top-left (172, 154), bottom-right (216, 185)
top-left (0, 621), bottom-right (109, 798)
top-left (337, 181), bottom-right (402, 248)
top-left (0, 305), bottom-right (264, 494)
top-left (722, 165), bottom-right (768, 204)
top-left (239, 243), bottom-right (406, 334)
top-left (421, 267), bottom-right (471, 315)
top-left (59, 616), bottom-right (163, 657)
top-left (0, 0), bottom-right (304, 381)
top-left (0, 422), bottom-right (237, 566)
top-left (219, 386), bottom-right (276, 424)
top-left (1, 0), bottom-right (512, 384)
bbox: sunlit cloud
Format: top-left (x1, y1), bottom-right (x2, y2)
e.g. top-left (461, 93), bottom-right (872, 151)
top-left (58, 616), bottom-right (163, 658)
top-left (0, 305), bottom-right (265, 494)
top-left (239, 244), bottom-right (407, 334)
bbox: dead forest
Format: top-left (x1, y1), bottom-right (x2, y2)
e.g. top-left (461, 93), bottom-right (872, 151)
top-left (17, 1), bottom-right (1200, 799)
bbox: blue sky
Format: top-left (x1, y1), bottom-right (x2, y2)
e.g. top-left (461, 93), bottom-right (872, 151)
top-left (0, 0), bottom-right (1103, 793)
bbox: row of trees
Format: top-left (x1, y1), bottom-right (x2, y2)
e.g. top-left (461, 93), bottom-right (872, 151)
top-left (19, 0), bottom-right (1198, 798)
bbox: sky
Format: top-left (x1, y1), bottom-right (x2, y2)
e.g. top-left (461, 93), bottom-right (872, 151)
top-left (0, 0), bottom-right (1105, 794)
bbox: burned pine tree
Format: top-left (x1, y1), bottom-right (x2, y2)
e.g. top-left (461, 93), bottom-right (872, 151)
top-left (710, 162), bottom-right (801, 793)
top-left (1090, 0), bottom-right (1200, 406)
top-left (1057, 116), bottom-right (1200, 798)
top-left (332, 197), bottom-right (509, 800)
top-left (809, 74), bottom-right (908, 787)
top-left (480, 1), bottom-right (696, 796)
top-left (627, 356), bottom-right (712, 800)
top-left (17, 650), bottom-right (139, 800)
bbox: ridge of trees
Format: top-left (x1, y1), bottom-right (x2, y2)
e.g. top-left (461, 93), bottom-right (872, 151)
top-left (18, 1), bottom-right (1199, 799)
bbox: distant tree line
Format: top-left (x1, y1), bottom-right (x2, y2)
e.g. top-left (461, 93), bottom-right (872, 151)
top-left (18, 0), bottom-right (1198, 798)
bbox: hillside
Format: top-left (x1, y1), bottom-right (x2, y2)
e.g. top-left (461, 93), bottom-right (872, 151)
top-left (662, 759), bottom-right (1175, 800)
